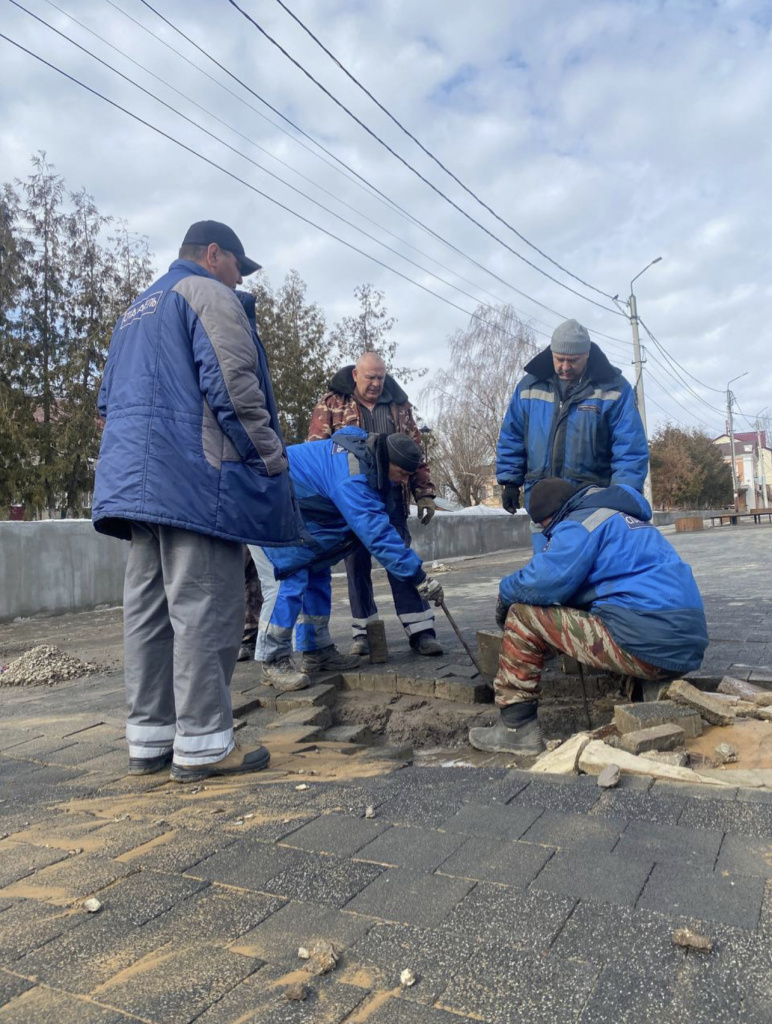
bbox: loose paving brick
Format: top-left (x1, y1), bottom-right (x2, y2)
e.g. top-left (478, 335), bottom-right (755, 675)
top-left (234, 899), bottom-right (372, 961)
top-left (278, 812), bottom-right (387, 857)
top-left (438, 837), bottom-right (554, 886)
top-left (521, 810), bottom-right (627, 853)
top-left (263, 850), bottom-right (384, 908)
top-left (442, 882), bottom-right (576, 950)
top-left (614, 701), bottom-right (703, 738)
top-left (438, 802), bottom-right (543, 840)
top-left (613, 819), bottom-right (724, 868)
top-left (93, 941), bottom-right (261, 1023)
top-left (355, 824), bottom-right (467, 872)
top-left (532, 849), bottom-right (653, 907)
top-left (551, 902), bottom-right (688, 969)
top-left (716, 833), bottom-right (772, 878)
top-left (0, 986), bottom-right (136, 1023)
top-left (0, 841), bottom-right (69, 888)
top-left (638, 862), bottom-right (766, 929)
top-left (618, 723), bottom-right (686, 754)
top-left (669, 677), bottom-right (736, 725)
top-left (345, 867), bottom-right (474, 927)
top-left (439, 944), bottom-right (599, 1024)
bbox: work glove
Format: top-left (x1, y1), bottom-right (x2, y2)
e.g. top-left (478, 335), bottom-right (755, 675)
top-left (502, 484), bottom-right (520, 514)
top-left (417, 575), bottom-right (444, 606)
top-left (417, 497), bottom-right (436, 526)
top-left (495, 595), bottom-right (511, 630)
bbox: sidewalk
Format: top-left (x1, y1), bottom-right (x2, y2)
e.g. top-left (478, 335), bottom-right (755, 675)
top-left (1, 525), bottom-right (771, 1022)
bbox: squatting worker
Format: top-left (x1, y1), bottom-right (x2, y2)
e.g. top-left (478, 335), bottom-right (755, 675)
top-left (308, 352), bottom-right (442, 658)
top-left (250, 428), bottom-right (446, 691)
top-left (93, 220), bottom-right (299, 783)
top-left (496, 318), bottom-right (648, 551)
top-left (469, 478), bottom-right (708, 754)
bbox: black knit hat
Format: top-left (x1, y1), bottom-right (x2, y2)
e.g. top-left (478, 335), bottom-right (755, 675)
top-left (529, 478), bottom-right (581, 524)
top-left (385, 433), bottom-right (421, 473)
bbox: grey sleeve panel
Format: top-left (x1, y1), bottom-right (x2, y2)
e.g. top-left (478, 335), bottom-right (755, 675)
top-left (581, 507), bottom-right (618, 532)
top-left (173, 276), bottom-right (285, 475)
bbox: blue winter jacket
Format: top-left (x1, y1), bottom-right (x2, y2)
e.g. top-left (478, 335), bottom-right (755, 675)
top-left (497, 345), bottom-right (648, 510)
top-left (499, 485), bottom-right (708, 673)
top-left (93, 260), bottom-right (300, 546)
top-left (264, 427), bottom-right (426, 584)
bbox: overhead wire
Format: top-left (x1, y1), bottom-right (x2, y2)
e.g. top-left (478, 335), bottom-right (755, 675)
top-left (222, 0), bottom-right (625, 316)
top-left (267, 0), bottom-right (617, 302)
top-left (639, 318), bottom-right (725, 394)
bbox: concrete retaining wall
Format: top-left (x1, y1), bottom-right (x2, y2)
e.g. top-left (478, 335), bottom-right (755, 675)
top-left (0, 508), bottom-right (724, 622)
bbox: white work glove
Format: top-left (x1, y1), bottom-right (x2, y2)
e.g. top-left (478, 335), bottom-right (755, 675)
top-left (417, 575), bottom-right (444, 606)
top-left (417, 497), bottom-right (436, 525)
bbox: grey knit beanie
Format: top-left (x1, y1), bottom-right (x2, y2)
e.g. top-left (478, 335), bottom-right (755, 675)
top-left (385, 433), bottom-right (421, 473)
top-left (551, 319), bottom-right (591, 356)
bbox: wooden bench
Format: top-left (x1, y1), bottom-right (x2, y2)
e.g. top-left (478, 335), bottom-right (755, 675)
top-left (706, 510), bottom-right (772, 526)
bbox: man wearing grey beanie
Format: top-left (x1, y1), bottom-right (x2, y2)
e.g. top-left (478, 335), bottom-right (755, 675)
top-left (496, 318), bottom-right (648, 551)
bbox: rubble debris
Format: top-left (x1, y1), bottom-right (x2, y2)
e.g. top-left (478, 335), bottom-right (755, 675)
top-left (284, 982), bottom-right (309, 1001)
top-left (83, 898), bottom-right (102, 913)
top-left (430, 561), bottom-right (451, 574)
top-left (597, 763), bottom-right (621, 788)
top-left (668, 679), bottom-right (735, 727)
top-left (735, 702), bottom-right (763, 719)
top-left (714, 743), bottom-right (739, 765)
top-left (754, 693), bottom-right (772, 707)
top-left (619, 723), bottom-right (685, 755)
top-left (578, 740), bottom-right (732, 786)
top-left (644, 750), bottom-right (689, 767)
top-left (530, 733), bottom-right (591, 775)
top-left (400, 969), bottom-right (417, 987)
top-left (672, 927), bottom-right (713, 953)
top-left (0, 645), bottom-right (99, 688)
top-left (295, 784), bottom-right (309, 791)
top-left (305, 939), bottom-right (339, 976)
top-left (718, 676), bottom-right (764, 700)
top-left (545, 739), bottom-right (563, 752)
top-left (298, 947), bottom-right (311, 960)
top-left (614, 701), bottom-right (702, 738)
top-left (364, 806), bottom-right (376, 819)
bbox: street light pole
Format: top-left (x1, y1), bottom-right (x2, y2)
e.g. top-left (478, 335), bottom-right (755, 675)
top-left (755, 407), bottom-right (769, 509)
top-left (628, 257), bottom-right (662, 506)
top-left (726, 373), bottom-right (748, 511)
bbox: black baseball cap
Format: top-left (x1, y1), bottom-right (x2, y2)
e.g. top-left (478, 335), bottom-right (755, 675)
top-left (181, 220), bottom-right (261, 276)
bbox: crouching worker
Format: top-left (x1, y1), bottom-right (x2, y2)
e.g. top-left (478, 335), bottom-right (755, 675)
top-left (469, 478), bottom-right (708, 755)
top-left (250, 427), bottom-right (445, 691)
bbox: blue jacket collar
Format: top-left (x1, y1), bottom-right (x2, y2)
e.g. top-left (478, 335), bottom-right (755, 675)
top-left (168, 258), bottom-right (220, 280)
top-left (547, 484), bottom-right (651, 535)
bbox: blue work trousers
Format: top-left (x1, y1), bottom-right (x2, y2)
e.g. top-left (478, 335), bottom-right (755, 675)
top-left (249, 546), bottom-right (332, 662)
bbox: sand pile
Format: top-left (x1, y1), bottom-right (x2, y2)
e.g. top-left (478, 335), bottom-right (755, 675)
top-left (0, 644), bottom-right (98, 687)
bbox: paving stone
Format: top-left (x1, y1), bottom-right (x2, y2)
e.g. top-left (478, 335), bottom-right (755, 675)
top-left (614, 701), bottom-right (703, 738)
top-left (0, 900), bottom-right (84, 964)
top-left (192, 964), bottom-right (367, 1023)
top-left (94, 941), bottom-right (261, 1022)
top-left (353, 999), bottom-right (466, 1023)
top-left (589, 788), bottom-right (688, 826)
top-left (320, 724), bottom-right (373, 744)
top-left (439, 943), bottom-right (599, 1024)
top-left (395, 676), bottom-right (436, 697)
top-left (263, 850), bottom-right (384, 908)
top-left (512, 774), bottom-right (603, 814)
top-left (92, 871), bottom-right (206, 928)
top-left (476, 628), bottom-right (503, 677)
top-left (375, 788), bottom-right (470, 828)
top-left (0, 986), bottom-right (134, 1023)
top-left (0, 841), bottom-right (69, 888)
top-left (188, 838), bottom-right (303, 889)
top-left (278, 813), bottom-right (387, 857)
top-left (233, 900), bottom-right (372, 961)
top-left (618, 723), bottom-right (686, 755)
top-left (639, 862), bottom-right (766, 929)
top-left (434, 676), bottom-right (492, 703)
top-left (669, 678), bottom-right (736, 725)
top-left (438, 802), bottom-right (542, 839)
top-left (2, 851), bottom-right (134, 901)
top-left (680, 796), bottom-right (772, 837)
top-left (265, 706), bottom-right (331, 729)
top-left (716, 833), bottom-right (772, 878)
top-left (348, 672), bottom-right (397, 694)
top-left (0, 969), bottom-right (34, 1006)
top-left (438, 837), bottom-right (554, 886)
top-left (275, 683), bottom-right (338, 711)
top-left (2, 736), bottom-right (80, 761)
top-left (119, 828), bottom-right (239, 873)
top-left (344, 868), bottom-right (474, 927)
top-left (551, 902), bottom-right (688, 969)
top-left (45, 742), bottom-right (119, 767)
top-left (613, 819), bottom-right (724, 868)
top-left (157, 885), bottom-right (284, 942)
top-left (520, 810), bottom-right (627, 853)
top-left (531, 849), bottom-right (653, 907)
top-left (355, 824), bottom-right (467, 872)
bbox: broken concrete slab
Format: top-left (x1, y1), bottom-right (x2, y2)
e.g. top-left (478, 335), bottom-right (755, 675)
top-left (754, 693), bottom-right (772, 707)
top-left (717, 675), bottom-right (763, 700)
top-left (614, 701), bottom-right (702, 739)
top-left (667, 678), bottom-right (736, 726)
top-left (578, 740), bottom-right (732, 786)
top-left (695, 768), bottom-right (772, 789)
top-left (530, 732), bottom-right (591, 775)
top-left (644, 751), bottom-right (689, 767)
top-left (618, 723), bottom-right (685, 755)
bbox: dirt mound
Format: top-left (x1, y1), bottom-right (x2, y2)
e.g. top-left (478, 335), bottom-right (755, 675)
top-left (0, 644), bottom-right (99, 687)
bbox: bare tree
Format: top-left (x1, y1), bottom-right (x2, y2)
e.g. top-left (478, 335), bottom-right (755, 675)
top-left (329, 283), bottom-right (425, 383)
top-left (422, 304), bottom-right (538, 505)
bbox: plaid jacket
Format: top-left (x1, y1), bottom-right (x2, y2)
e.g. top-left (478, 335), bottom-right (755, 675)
top-left (307, 366), bottom-right (435, 503)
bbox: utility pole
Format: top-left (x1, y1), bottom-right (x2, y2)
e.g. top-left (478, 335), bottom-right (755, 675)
top-left (628, 258), bottom-right (661, 507)
top-left (756, 411), bottom-right (768, 509)
top-left (726, 373), bottom-right (748, 510)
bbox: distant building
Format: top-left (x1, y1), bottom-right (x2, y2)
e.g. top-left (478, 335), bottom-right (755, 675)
top-left (713, 431), bottom-right (771, 511)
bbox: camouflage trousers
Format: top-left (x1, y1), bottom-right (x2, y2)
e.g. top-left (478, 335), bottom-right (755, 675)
top-left (242, 547), bottom-right (264, 645)
top-left (495, 603), bottom-right (668, 707)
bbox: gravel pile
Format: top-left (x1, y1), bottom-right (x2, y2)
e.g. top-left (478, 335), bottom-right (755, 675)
top-left (0, 644), bottom-right (98, 687)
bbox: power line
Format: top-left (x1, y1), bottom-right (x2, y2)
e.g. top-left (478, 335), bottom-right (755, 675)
top-left (267, 0), bottom-right (617, 302)
top-left (639, 318), bottom-right (725, 394)
top-left (115, 0), bottom-right (623, 335)
top-left (223, 0), bottom-right (624, 317)
top-left (0, 30), bottom-right (559, 348)
top-left (644, 345), bottom-right (725, 417)
top-left (645, 368), bottom-right (715, 431)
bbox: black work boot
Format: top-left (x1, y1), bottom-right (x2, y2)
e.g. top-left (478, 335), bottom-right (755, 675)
top-left (468, 702), bottom-right (544, 754)
top-left (301, 645), bottom-right (360, 673)
top-left (414, 634), bottom-right (443, 656)
top-left (128, 750), bottom-right (174, 776)
top-left (237, 639), bottom-right (256, 662)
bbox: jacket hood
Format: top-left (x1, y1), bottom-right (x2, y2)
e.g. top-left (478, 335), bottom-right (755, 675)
top-left (328, 364), bottom-right (409, 405)
top-left (549, 484), bottom-right (652, 532)
top-left (525, 342), bottom-right (619, 385)
top-left (236, 289), bottom-right (256, 320)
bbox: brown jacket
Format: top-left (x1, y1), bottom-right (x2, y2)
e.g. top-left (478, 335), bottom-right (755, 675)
top-left (307, 366), bottom-right (435, 503)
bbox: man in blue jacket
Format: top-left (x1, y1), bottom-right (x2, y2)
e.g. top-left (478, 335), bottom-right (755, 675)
top-left (469, 478), bottom-right (708, 754)
top-left (497, 319), bottom-right (648, 551)
top-left (249, 427), bottom-right (445, 690)
top-left (93, 220), bottom-right (299, 784)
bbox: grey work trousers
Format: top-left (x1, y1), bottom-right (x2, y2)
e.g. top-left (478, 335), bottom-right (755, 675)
top-left (124, 523), bottom-right (243, 766)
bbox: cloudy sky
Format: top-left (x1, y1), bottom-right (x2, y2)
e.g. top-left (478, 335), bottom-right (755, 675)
top-left (3, 0), bottom-right (771, 436)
